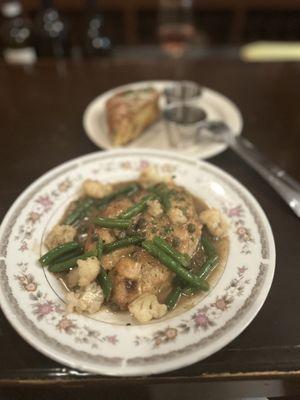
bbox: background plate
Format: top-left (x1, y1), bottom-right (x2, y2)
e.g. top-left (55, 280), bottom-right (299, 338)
top-left (83, 81), bottom-right (243, 159)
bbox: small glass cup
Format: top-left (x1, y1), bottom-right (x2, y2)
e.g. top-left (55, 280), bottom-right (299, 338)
top-left (162, 103), bottom-right (207, 148)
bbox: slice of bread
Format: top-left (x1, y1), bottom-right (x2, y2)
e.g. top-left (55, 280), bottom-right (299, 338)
top-left (106, 88), bottom-right (160, 146)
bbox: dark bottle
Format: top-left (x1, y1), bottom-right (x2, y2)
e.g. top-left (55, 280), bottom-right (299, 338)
top-left (34, 0), bottom-right (69, 58)
top-left (82, 0), bottom-right (112, 57)
top-left (0, 1), bottom-right (37, 64)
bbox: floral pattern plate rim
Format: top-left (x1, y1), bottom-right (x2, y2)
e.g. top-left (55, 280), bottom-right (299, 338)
top-left (0, 149), bottom-right (275, 376)
top-left (82, 80), bottom-right (243, 159)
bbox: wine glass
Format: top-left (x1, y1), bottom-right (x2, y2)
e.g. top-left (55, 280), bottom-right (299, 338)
top-left (157, 0), bottom-right (196, 59)
top-left (158, 0), bottom-right (204, 147)
top-left (157, 0), bottom-right (199, 104)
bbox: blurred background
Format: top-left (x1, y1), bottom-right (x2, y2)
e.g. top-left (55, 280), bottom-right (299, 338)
top-left (1, 0), bottom-right (300, 64)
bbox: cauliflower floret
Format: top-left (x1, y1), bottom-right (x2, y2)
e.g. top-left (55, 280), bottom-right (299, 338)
top-left (139, 166), bottom-right (173, 188)
top-left (128, 294), bottom-right (167, 324)
top-left (200, 208), bottom-right (228, 237)
top-left (168, 207), bottom-right (187, 224)
top-left (65, 257), bottom-right (100, 288)
top-left (45, 224), bottom-right (77, 250)
top-left (147, 199), bottom-right (163, 217)
top-left (65, 268), bottom-right (79, 289)
top-left (76, 257), bottom-right (100, 287)
top-left (66, 282), bottom-right (104, 314)
top-left (82, 179), bottom-right (113, 199)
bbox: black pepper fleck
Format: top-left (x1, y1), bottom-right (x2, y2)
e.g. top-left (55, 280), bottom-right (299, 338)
top-left (125, 279), bottom-right (137, 291)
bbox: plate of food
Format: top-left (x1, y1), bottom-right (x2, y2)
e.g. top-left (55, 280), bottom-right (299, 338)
top-left (83, 81), bottom-right (243, 159)
top-left (0, 149), bottom-right (275, 376)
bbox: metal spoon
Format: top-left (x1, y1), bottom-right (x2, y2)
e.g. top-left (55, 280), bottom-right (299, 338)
top-left (197, 120), bottom-right (300, 218)
top-left (162, 102), bottom-right (300, 217)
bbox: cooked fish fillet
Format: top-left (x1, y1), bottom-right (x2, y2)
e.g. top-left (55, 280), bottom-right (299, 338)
top-left (111, 250), bottom-right (172, 309)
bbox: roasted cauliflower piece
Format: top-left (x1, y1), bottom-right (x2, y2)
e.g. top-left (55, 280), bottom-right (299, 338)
top-left (147, 199), bottom-right (163, 217)
top-left (77, 257), bottom-right (100, 287)
top-left (82, 179), bottom-right (113, 199)
top-left (66, 282), bottom-right (104, 314)
top-left (65, 256), bottom-right (100, 289)
top-left (128, 294), bottom-right (167, 323)
top-left (200, 208), bottom-right (228, 237)
top-left (65, 268), bottom-right (79, 289)
top-left (168, 207), bottom-right (187, 224)
top-left (139, 166), bottom-right (172, 188)
top-left (45, 224), bottom-right (77, 250)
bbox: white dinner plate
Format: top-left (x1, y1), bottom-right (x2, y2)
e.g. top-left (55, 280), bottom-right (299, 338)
top-left (0, 149), bottom-right (275, 376)
top-left (83, 81), bottom-right (243, 159)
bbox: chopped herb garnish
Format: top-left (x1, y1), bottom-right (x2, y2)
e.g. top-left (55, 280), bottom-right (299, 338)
top-left (151, 226), bottom-right (158, 234)
top-left (92, 232), bottom-right (99, 241)
top-left (163, 225), bottom-right (173, 234)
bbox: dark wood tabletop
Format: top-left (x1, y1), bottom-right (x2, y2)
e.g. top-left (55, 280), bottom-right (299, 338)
top-left (0, 57), bottom-right (300, 399)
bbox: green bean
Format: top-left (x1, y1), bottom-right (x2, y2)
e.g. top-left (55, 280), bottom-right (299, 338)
top-left (48, 250), bottom-right (97, 273)
top-left (97, 268), bottom-right (112, 301)
top-left (64, 184), bottom-right (140, 225)
top-left (181, 286), bottom-right (194, 296)
top-left (39, 242), bottom-right (82, 266)
top-left (153, 236), bottom-right (190, 268)
top-left (166, 286), bottom-right (182, 311)
top-left (142, 241), bottom-right (209, 291)
top-left (97, 237), bottom-right (104, 260)
top-left (103, 236), bottom-right (143, 254)
top-left (50, 247), bottom-right (84, 264)
top-left (202, 236), bottom-right (217, 258)
top-left (197, 236), bottom-right (219, 280)
top-left (64, 198), bottom-right (95, 225)
top-left (96, 183), bottom-right (140, 209)
top-left (182, 236), bottom-right (219, 294)
top-left (149, 183), bottom-right (171, 212)
top-left (120, 194), bottom-right (155, 219)
top-left (94, 217), bottom-right (131, 229)
top-left (197, 255), bottom-right (218, 280)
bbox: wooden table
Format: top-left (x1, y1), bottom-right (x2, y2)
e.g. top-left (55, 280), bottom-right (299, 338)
top-left (0, 58), bottom-right (300, 399)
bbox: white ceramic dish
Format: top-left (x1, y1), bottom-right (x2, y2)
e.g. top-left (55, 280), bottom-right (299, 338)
top-left (0, 149), bottom-right (275, 376)
top-left (83, 81), bottom-right (243, 159)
